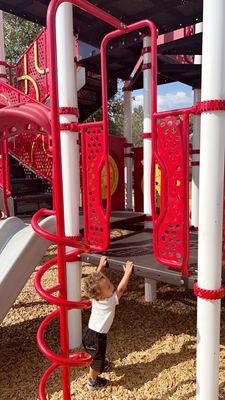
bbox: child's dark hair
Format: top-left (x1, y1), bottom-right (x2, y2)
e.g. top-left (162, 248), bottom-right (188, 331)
top-left (83, 272), bottom-right (104, 300)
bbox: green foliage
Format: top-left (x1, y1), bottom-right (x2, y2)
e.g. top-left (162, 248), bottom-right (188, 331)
top-left (88, 93), bottom-right (145, 145)
top-left (87, 92), bottom-right (124, 136)
top-left (132, 105), bottom-right (143, 147)
top-left (3, 12), bottom-right (42, 65)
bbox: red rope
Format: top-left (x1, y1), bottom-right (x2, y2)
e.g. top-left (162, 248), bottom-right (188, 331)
top-left (60, 122), bottom-right (79, 131)
top-left (141, 46), bottom-right (151, 55)
top-left (142, 63), bottom-right (151, 71)
top-left (195, 99), bottom-right (225, 114)
top-left (141, 132), bottom-right (152, 139)
top-left (194, 282), bottom-right (225, 300)
top-left (59, 107), bottom-right (79, 117)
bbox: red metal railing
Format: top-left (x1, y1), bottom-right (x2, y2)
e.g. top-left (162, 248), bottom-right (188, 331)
top-left (0, 130), bottom-right (11, 217)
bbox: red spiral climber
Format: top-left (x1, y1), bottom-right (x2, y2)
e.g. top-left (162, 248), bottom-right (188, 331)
top-left (31, 208), bottom-right (92, 399)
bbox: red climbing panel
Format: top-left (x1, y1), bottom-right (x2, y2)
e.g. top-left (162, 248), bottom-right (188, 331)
top-left (151, 113), bottom-right (190, 275)
top-left (81, 121), bottom-right (110, 252)
top-left (16, 29), bottom-right (49, 103)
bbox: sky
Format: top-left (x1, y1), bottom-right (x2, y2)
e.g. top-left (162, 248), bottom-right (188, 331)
top-left (132, 81), bottom-right (194, 111)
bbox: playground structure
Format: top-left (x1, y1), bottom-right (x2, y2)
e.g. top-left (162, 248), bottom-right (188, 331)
top-left (0, 1), bottom-right (224, 400)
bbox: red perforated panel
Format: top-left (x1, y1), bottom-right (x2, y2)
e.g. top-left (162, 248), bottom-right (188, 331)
top-left (8, 133), bottom-right (52, 183)
top-left (15, 29), bottom-right (49, 103)
top-left (152, 114), bottom-right (189, 275)
top-left (0, 81), bottom-right (52, 182)
top-left (0, 80), bottom-right (31, 107)
top-left (81, 122), bottom-right (110, 251)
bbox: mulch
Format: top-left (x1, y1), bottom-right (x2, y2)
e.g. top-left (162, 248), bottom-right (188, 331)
top-left (1, 244), bottom-right (225, 400)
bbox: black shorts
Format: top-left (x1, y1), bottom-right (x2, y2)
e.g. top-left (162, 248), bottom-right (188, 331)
top-left (82, 327), bottom-right (107, 373)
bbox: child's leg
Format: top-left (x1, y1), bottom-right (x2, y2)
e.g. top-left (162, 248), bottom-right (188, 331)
top-left (89, 366), bottom-right (98, 381)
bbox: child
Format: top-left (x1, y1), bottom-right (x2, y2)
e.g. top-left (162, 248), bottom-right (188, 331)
top-left (82, 256), bottom-right (133, 390)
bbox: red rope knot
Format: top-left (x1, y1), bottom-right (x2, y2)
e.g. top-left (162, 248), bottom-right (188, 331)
top-left (141, 46), bottom-right (151, 55)
top-left (59, 107), bottom-right (79, 118)
top-left (141, 132), bottom-right (152, 139)
top-left (194, 282), bottom-right (225, 300)
top-left (142, 63), bottom-right (151, 71)
top-left (195, 99), bottom-right (225, 114)
top-left (60, 122), bottom-right (79, 132)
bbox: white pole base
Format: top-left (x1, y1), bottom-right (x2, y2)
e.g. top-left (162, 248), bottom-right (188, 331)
top-left (196, 298), bottom-right (221, 400)
top-left (145, 278), bottom-right (157, 302)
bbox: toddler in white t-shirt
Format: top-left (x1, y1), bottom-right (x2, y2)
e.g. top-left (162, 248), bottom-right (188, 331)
top-left (82, 256), bottom-right (133, 390)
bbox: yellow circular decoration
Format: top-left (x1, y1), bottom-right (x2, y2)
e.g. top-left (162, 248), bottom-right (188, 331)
top-left (140, 164), bottom-right (161, 208)
top-left (101, 155), bottom-right (119, 199)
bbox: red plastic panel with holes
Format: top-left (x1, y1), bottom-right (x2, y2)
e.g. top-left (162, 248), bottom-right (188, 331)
top-left (16, 29), bottom-right (49, 103)
top-left (81, 122), bottom-right (110, 252)
top-left (152, 114), bottom-right (189, 275)
top-left (8, 133), bottom-right (52, 183)
top-left (0, 80), bottom-right (31, 107)
top-left (0, 81), bottom-right (52, 182)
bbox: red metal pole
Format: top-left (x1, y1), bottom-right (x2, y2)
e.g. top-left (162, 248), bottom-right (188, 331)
top-left (0, 130), bottom-right (10, 217)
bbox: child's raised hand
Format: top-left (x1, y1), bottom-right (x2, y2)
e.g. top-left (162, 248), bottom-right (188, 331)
top-left (123, 260), bottom-right (134, 276)
top-left (96, 256), bottom-right (108, 273)
top-left (100, 256), bottom-right (107, 266)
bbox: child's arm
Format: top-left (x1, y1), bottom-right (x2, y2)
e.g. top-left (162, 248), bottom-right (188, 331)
top-left (116, 261), bottom-right (133, 299)
top-left (96, 256), bottom-right (108, 273)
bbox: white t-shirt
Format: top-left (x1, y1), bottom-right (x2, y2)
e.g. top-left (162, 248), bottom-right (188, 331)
top-left (88, 291), bottom-right (119, 334)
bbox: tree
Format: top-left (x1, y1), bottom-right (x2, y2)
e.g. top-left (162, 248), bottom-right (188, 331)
top-left (3, 12), bottom-right (42, 65)
top-left (132, 105), bottom-right (143, 147)
top-left (87, 92), bottom-right (124, 136)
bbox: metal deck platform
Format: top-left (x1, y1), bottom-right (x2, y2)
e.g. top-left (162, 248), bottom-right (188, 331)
top-left (82, 229), bottom-right (200, 289)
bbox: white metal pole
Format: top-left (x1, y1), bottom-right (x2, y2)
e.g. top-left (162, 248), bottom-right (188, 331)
top-left (56, 3), bottom-right (82, 349)
top-left (191, 88), bottom-right (201, 227)
top-left (191, 22), bottom-right (202, 228)
top-left (196, 1), bottom-right (225, 399)
top-left (123, 83), bottom-right (133, 210)
top-left (143, 35), bottom-right (156, 301)
top-left (143, 35), bottom-right (152, 225)
top-left (0, 11), bottom-right (5, 80)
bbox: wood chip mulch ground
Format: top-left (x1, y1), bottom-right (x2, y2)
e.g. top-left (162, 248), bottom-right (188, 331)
top-left (1, 244), bottom-right (225, 400)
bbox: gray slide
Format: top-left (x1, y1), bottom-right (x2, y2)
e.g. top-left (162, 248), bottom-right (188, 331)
top-left (0, 216), bottom-right (55, 323)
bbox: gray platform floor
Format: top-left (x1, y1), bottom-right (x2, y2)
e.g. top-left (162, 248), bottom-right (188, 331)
top-left (82, 229), bottom-right (200, 289)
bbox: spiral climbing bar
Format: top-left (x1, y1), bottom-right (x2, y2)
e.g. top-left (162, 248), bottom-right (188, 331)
top-left (31, 208), bottom-right (92, 400)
